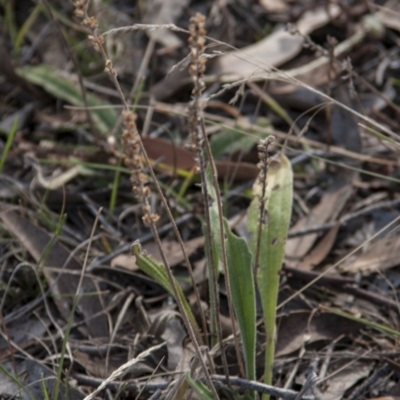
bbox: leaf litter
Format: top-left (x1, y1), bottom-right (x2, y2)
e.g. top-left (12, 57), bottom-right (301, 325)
top-left (1, 1), bottom-right (400, 399)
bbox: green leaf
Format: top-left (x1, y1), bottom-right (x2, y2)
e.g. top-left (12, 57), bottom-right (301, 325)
top-left (186, 372), bottom-right (215, 400)
top-left (224, 219), bottom-right (256, 381)
top-left (16, 65), bottom-right (118, 135)
top-left (131, 242), bottom-right (202, 344)
top-left (210, 118), bottom-right (272, 158)
top-left (247, 152), bottom-right (293, 392)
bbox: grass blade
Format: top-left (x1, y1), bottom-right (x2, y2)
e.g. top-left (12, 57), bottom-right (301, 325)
top-left (186, 372), bottom-right (215, 400)
top-left (0, 118), bottom-right (18, 173)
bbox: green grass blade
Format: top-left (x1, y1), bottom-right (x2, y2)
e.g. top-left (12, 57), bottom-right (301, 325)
top-left (131, 242), bottom-right (201, 343)
top-left (185, 372), bottom-right (215, 400)
top-left (0, 365), bottom-right (35, 400)
top-left (14, 3), bottom-right (42, 52)
top-left (16, 65), bottom-right (118, 135)
top-left (224, 219), bottom-right (256, 381)
top-left (40, 374), bottom-right (50, 400)
top-left (0, 118), bottom-right (18, 173)
top-left (321, 306), bottom-right (400, 338)
top-left (247, 152), bottom-right (293, 395)
top-left (109, 156), bottom-right (122, 214)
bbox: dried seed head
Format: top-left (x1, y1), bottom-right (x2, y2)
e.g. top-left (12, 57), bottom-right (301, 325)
top-left (187, 13), bottom-right (208, 155)
top-left (256, 136), bottom-right (275, 186)
top-left (82, 16), bottom-right (98, 30)
top-left (104, 59), bottom-right (113, 73)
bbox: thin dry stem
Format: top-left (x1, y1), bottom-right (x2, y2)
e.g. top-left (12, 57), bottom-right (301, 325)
top-left (73, 2), bottom-right (217, 397)
top-left (187, 13), bottom-right (245, 380)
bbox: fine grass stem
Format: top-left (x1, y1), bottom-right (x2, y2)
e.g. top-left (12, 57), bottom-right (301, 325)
top-left (0, 119), bottom-right (18, 174)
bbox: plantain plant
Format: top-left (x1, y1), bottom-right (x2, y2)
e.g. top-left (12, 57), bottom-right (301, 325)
top-left (68, 1), bottom-right (294, 397)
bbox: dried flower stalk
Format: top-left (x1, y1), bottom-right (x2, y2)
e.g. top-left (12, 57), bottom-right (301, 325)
top-left (73, 2), bottom-right (217, 397)
top-left (254, 136), bottom-right (275, 276)
top-left (187, 13), bottom-right (244, 380)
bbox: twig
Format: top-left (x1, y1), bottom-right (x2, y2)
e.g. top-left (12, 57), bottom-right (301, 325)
top-left (211, 375), bottom-right (315, 400)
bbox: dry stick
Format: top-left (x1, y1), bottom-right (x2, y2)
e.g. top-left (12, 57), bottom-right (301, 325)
top-left (75, 4), bottom-right (218, 398)
top-left (74, 372), bottom-right (316, 400)
top-left (41, 0), bottom-right (97, 140)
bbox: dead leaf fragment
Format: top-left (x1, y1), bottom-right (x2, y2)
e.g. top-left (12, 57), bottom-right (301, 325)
top-left (285, 183), bottom-right (352, 267)
top-left (322, 362), bottom-right (371, 400)
top-left (276, 310), bottom-right (361, 356)
top-left (142, 136), bottom-right (259, 182)
top-left (259, 0), bottom-right (287, 12)
top-left (211, 4), bottom-right (341, 81)
top-left (340, 235), bottom-right (400, 274)
top-left (143, 0), bottom-right (188, 49)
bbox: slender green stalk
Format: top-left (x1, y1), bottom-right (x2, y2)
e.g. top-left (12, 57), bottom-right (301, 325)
top-left (0, 119), bottom-right (18, 173)
top-left (109, 156), bottom-right (122, 214)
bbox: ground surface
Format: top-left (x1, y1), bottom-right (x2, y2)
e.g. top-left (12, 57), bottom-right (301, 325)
top-left (1, 1), bottom-right (400, 399)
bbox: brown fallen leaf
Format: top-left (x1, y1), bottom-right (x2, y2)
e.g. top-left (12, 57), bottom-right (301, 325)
top-left (0, 208), bottom-right (108, 338)
top-left (142, 136), bottom-right (259, 182)
top-left (142, 136), bottom-right (195, 171)
top-left (142, 0), bottom-right (188, 50)
top-left (209, 4), bottom-right (341, 81)
top-left (367, 397), bottom-right (400, 400)
top-left (340, 235), bottom-right (400, 274)
top-left (151, 4), bottom-right (340, 99)
top-left (285, 182), bottom-right (353, 267)
top-left (259, 0), bottom-right (288, 12)
top-left (297, 225), bottom-right (340, 270)
top-left (276, 310), bottom-right (361, 356)
top-left (322, 362), bottom-right (372, 400)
